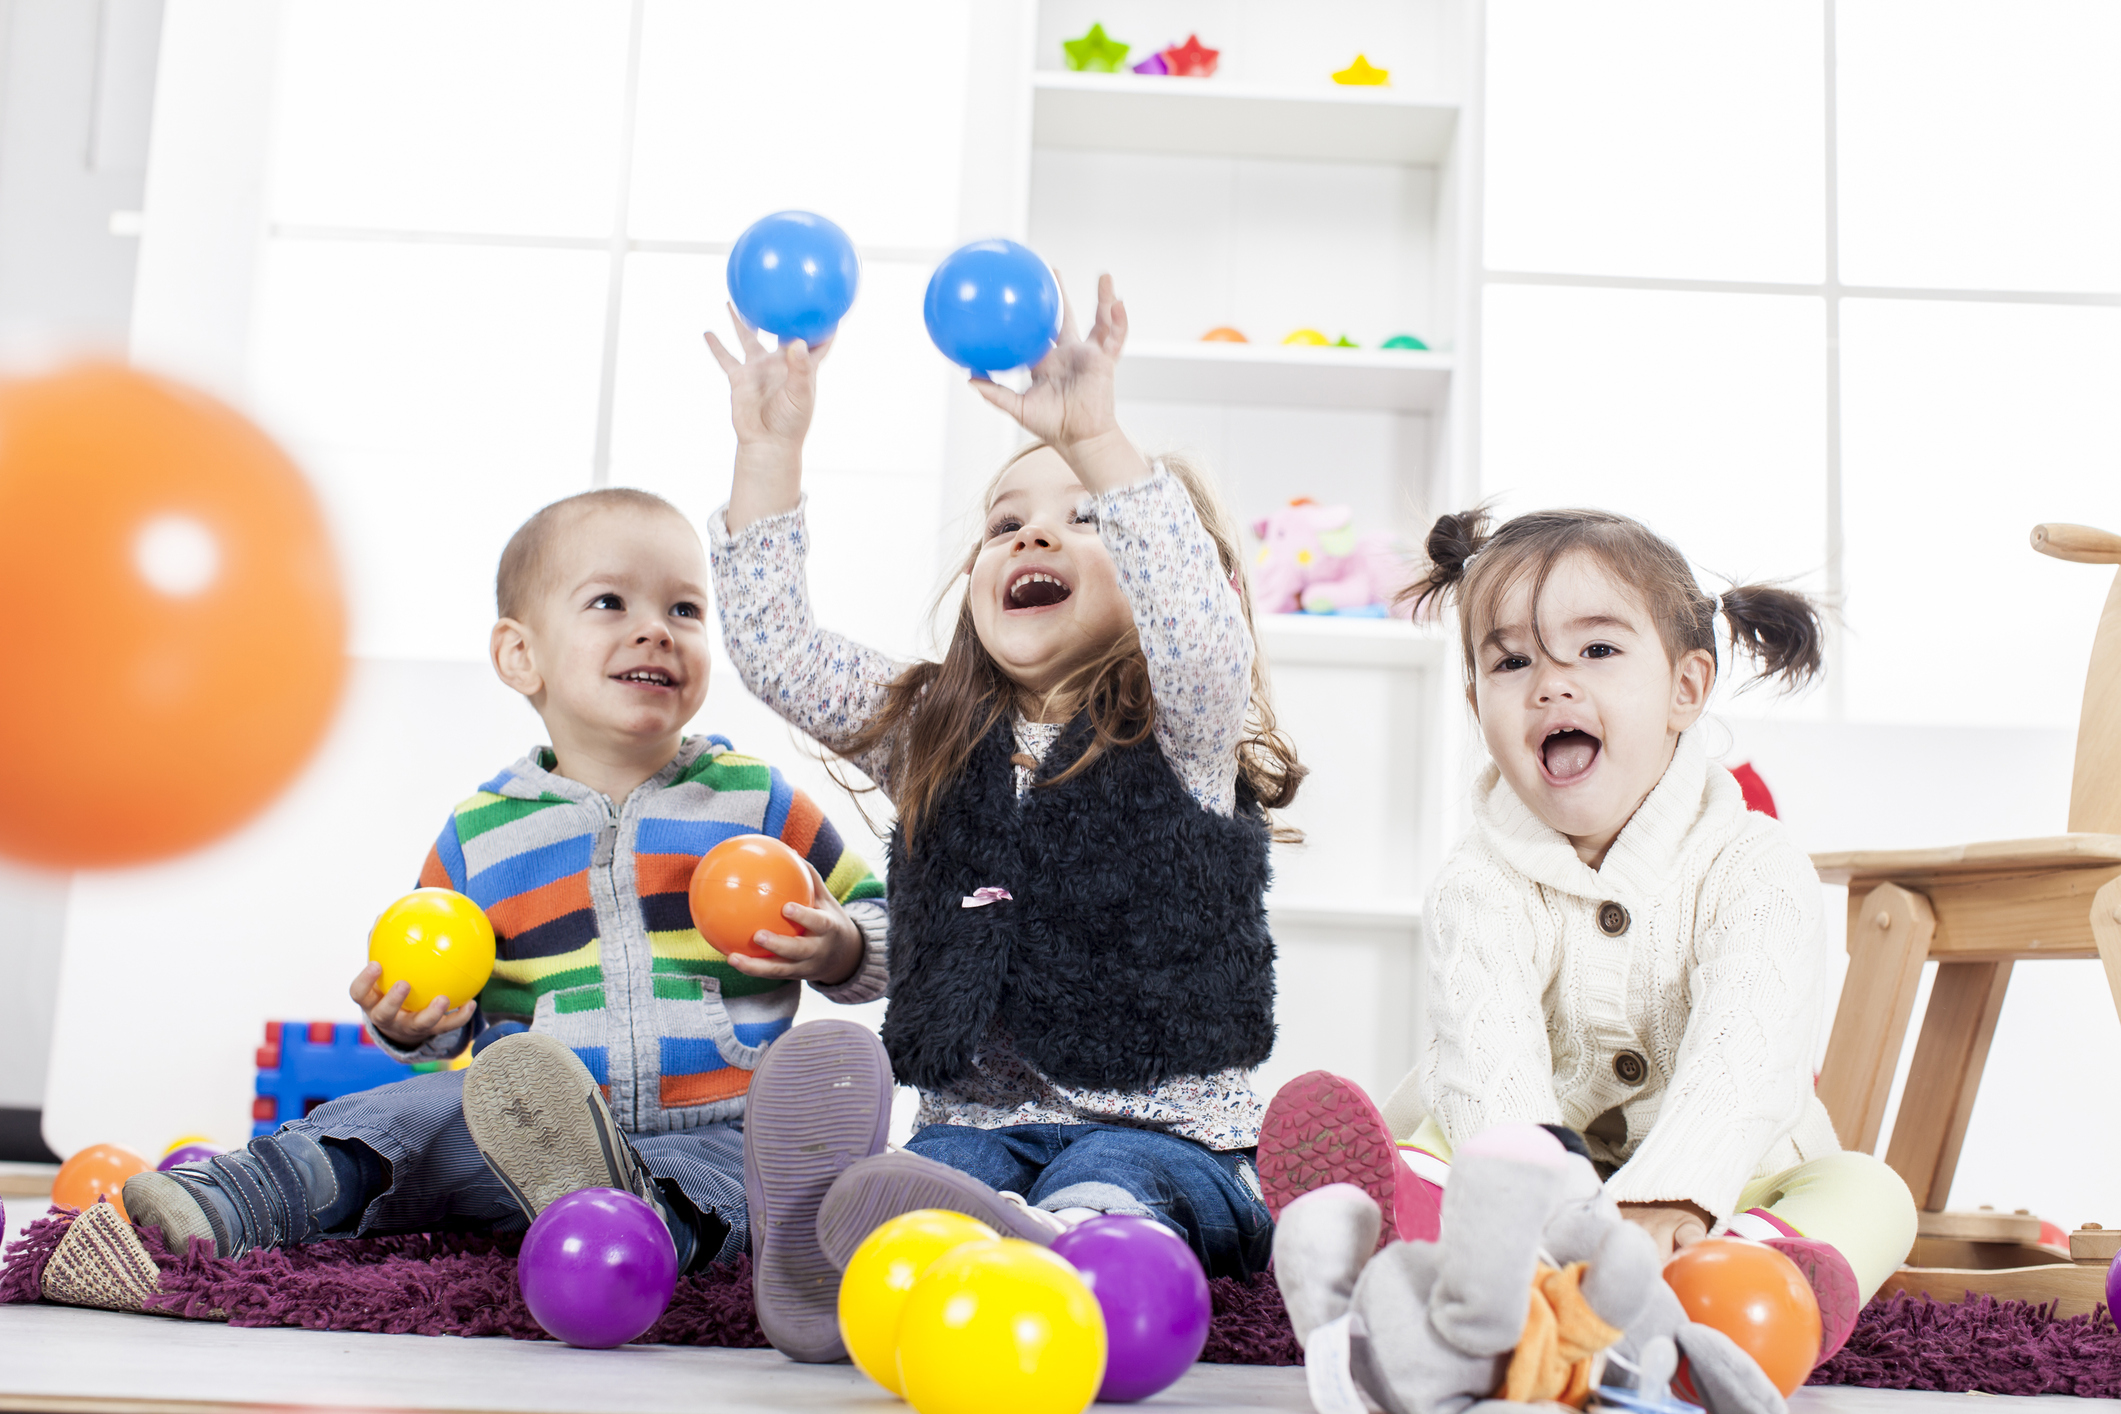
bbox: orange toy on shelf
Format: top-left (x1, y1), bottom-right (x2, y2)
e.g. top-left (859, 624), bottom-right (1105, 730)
top-left (53, 1144), bottom-right (151, 1220)
top-left (1200, 327), bottom-right (1248, 343)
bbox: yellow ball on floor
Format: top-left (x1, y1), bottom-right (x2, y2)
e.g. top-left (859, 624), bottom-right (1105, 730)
top-left (367, 888), bottom-right (495, 1013)
top-left (896, 1239), bottom-right (1107, 1414)
top-left (838, 1209), bottom-right (999, 1394)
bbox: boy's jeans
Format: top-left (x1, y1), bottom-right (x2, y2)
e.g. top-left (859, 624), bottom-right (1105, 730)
top-left (905, 1121), bottom-right (1273, 1278)
top-left (284, 1068), bottom-right (749, 1265)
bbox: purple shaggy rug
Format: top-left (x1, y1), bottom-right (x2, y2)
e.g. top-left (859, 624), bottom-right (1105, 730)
top-left (6, 1207), bottom-right (2118, 1392)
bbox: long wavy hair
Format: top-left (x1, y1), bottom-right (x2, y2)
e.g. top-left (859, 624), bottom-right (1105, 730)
top-left (839, 445), bottom-right (1306, 848)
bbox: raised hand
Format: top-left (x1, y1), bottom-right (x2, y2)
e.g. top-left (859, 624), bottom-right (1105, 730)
top-left (706, 306), bottom-right (829, 530)
top-left (970, 273), bottom-right (1149, 495)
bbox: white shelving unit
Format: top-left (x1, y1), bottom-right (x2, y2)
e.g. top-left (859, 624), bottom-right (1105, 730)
top-left (1121, 340), bottom-right (1455, 412)
top-left (963, 1), bottom-right (1485, 1104)
top-left (1031, 70), bottom-right (1460, 164)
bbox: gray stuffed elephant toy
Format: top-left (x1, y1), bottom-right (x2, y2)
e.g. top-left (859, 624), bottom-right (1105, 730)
top-left (1274, 1124), bottom-right (1790, 1414)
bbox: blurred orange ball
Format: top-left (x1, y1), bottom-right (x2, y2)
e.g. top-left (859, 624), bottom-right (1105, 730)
top-left (1199, 326), bottom-right (1248, 343)
top-left (54, 1143), bottom-right (150, 1220)
top-left (689, 835), bottom-right (813, 959)
top-left (1665, 1237), bottom-right (1822, 1397)
top-left (0, 363), bottom-right (346, 867)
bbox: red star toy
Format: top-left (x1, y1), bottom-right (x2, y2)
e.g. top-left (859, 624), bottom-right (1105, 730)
top-left (1163, 34), bottom-right (1219, 77)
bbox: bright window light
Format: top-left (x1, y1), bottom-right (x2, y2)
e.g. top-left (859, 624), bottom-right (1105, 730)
top-left (1839, 298), bottom-right (2121, 728)
top-left (1485, 0), bottom-right (1825, 283)
top-left (268, 0), bottom-right (631, 237)
top-left (1838, 0), bottom-right (2121, 293)
top-left (628, 0), bottom-right (970, 249)
top-left (1482, 283), bottom-right (1830, 600)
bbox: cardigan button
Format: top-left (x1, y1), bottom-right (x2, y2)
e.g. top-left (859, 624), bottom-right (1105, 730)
top-left (1597, 901), bottom-right (1630, 936)
top-left (1613, 1050), bottom-right (1647, 1086)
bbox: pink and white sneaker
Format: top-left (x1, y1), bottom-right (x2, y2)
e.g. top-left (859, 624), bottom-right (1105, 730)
top-left (1726, 1208), bottom-right (1862, 1364)
top-left (1256, 1071), bottom-right (1440, 1247)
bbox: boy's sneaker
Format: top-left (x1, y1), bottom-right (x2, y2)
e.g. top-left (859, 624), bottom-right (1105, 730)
top-left (742, 1020), bottom-right (894, 1363)
top-left (1761, 1234), bottom-right (1862, 1365)
top-left (122, 1129), bottom-right (345, 1259)
top-left (1257, 1071), bottom-right (1424, 1248)
top-left (815, 1150), bottom-right (1067, 1270)
top-left (462, 1031), bottom-right (659, 1218)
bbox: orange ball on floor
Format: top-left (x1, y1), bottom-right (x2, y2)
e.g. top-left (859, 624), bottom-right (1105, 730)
top-left (1664, 1237), bottom-right (1822, 1397)
top-left (53, 1144), bottom-right (151, 1221)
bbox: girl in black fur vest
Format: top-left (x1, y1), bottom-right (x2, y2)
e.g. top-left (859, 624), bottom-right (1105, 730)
top-left (705, 273), bottom-right (1306, 1339)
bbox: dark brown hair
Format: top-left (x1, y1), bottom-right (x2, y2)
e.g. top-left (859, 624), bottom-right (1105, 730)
top-left (496, 487), bottom-right (691, 620)
top-left (839, 447), bottom-right (1306, 847)
top-left (1401, 506), bottom-right (1824, 696)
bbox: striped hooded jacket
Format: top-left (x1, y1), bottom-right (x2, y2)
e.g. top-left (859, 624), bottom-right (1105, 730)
top-left (398, 734), bottom-right (887, 1133)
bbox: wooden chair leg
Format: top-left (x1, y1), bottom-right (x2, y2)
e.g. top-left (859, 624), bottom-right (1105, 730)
top-left (1818, 882), bottom-right (1935, 1153)
top-left (1882, 960), bottom-right (2012, 1210)
top-left (2096, 876), bottom-right (2121, 1027)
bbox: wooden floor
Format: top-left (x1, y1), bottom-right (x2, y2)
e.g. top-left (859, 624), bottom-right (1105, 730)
top-left (0, 1304), bottom-right (2103, 1414)
top-left (0, 1171), bottom-right (2103, 1414)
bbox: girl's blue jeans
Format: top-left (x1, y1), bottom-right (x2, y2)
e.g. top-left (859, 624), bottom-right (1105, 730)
top-left (904, 1122), bottom-right (1274, 1278)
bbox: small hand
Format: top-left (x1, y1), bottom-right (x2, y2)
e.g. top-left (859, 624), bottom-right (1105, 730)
top-left (970, 273), bottom-right (1147, 490)
top-left (722, 861), bottom-right (865, 987)
top-left (704, 305), bottom-right (828, 454)
top-left (1618, 1200), bottom-right (1713, 1258)
top-left (350, 962), bottom-right (477, 1049)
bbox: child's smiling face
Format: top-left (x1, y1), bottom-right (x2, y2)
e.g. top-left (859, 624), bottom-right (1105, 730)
top-left (967, 446), bottom-right (1134, 707)
top-left (1473, 551), bottom-right (1714, 866)
top-left (503, 504), bottom-right (712, 751)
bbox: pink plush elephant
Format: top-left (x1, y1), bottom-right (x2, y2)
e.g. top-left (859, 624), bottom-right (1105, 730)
top-left (1250, 498), bottom-right (1409, 616)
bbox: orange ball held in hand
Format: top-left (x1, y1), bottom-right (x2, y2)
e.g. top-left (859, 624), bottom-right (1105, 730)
top-left (0, 363), bottom-right (346, 867)
top-left (689, 835), bottom-right (814, 959)
top-left (1664, 1237), bottom-right (1823, 1397)
top-left (54, 1143), bottom-right (151, 1220)
top-left (368, 888), bottom-right (497, 1013)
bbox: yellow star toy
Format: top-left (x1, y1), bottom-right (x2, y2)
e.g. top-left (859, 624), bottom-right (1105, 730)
top-left (1332, 54), bottom-right (1391, 86)
top-left (1063, 23), bottom-right (1132, 74)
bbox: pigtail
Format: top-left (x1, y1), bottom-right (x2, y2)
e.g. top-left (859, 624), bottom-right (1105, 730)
top-left (1719, 584), bottom-right (1825, 690)
top-left (1399, 507), bottom-right (1493, 618)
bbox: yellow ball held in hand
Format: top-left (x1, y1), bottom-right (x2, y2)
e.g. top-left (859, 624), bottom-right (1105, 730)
top-left (896, 1239), bottom-right (1107, 1414)
top-left (368, 888), bottom-right (495, 1012)
top-left (840, 1209), bottom-right (1000, 1394)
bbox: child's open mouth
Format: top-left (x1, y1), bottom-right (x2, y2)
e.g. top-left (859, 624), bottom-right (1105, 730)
top-left (613, 668), bottom-right (678, 690)
top-left (1005, 568), bottom-right (1072, 610)
top-left (1541, 727), bottom-right (1600, 782)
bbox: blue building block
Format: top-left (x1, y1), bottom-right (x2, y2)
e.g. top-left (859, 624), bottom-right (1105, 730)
top-left (252, 1021), bottom-right (416, 1138)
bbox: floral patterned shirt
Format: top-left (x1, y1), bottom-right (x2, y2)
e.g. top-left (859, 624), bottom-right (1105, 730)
top-left (707, 465), bottom-right (1267, 1149)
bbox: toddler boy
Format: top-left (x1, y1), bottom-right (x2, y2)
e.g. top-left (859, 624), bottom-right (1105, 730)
top-left (123, 488), bottom-right (892, 1348)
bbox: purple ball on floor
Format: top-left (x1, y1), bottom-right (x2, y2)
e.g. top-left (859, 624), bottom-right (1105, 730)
top-left (517, 1187), bottom-right (677, 1349)
top-left (158, 1144), bottom-right (220, 1170)
top-left (2108, 1250), bottom-right (2121, 1316)
top-left (1050, 1215), bottom-right (1212, 1402)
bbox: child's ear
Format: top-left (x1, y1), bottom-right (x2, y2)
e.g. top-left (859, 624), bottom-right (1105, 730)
top-left (491, 618), bottom-right (543, 698)
top-left (1668, 648), bottom-right (1715, 732)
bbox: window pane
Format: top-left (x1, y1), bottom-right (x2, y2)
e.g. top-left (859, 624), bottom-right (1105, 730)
top-left (1838, 0), bottom-right (2121, 293)
top-left (1485, 0), bottom-right (1825, 283)
top-left (248, 240), bottom-right (609, 659)
top-left (268, 0), bottom-right (631, 237)
top-left (1840, 298), bottom-right (2121, 728)
top-left (1481, 284), bottom-right (1830, 709)
top-left (629, 0), bottom-right (969, 249)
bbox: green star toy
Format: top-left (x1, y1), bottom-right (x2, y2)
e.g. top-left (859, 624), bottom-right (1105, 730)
top-left (1063, 23), bottom-right (1131, 73)
top-left (1333, 335), bottom-right (1360, 348)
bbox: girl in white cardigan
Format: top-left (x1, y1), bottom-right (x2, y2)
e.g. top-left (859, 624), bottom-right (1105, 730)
top-left (1256, 506), bottom-right (1916, 1367)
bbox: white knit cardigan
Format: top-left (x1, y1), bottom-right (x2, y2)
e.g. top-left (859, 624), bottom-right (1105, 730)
top-left (1386, 728), bottom-right (1842, 1217)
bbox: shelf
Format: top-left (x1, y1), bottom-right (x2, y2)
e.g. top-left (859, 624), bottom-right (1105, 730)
top-left (1119, 339), bottom-right (1453, 411)
top-left (1256, 613), bottom-right (1450, 670)
top-left (1266, 895), bottom-right (1424, 931)
top-left (1031, 71), bottom-right (1459, 165)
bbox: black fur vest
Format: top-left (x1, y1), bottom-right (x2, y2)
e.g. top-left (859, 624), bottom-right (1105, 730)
top-left (880, 712), bottom-right (1277, 1091)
